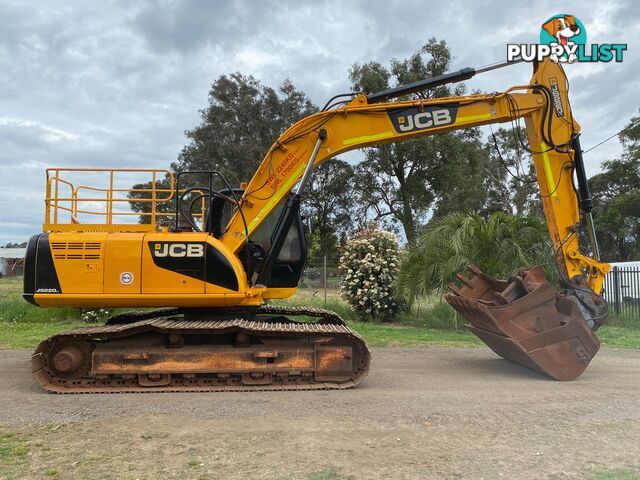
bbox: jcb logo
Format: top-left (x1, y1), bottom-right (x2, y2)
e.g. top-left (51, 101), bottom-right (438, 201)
top-left (388, 106), bottom-right (458, 133)
top-left (152, 242), bottom-right (204, 258)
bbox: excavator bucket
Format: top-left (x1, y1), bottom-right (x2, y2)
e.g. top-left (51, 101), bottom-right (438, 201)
top-left (445, 266), bottom-right (600, 381)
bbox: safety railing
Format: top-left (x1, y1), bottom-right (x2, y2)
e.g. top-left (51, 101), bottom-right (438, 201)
top-left (43, 168), bottom-right (206, 232)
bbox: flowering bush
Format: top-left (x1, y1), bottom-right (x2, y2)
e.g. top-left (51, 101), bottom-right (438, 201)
top-left (339, 228), bottom-right (402, 321)
top-left (80, 308), bottom-right (114, 323)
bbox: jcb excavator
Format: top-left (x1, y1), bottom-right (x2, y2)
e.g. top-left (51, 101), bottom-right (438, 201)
top-left (24, 58), bottom-right (609, 393)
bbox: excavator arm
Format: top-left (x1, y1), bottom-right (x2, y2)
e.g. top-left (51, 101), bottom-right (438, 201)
top-left (221, 58), bottom-right (609, 380)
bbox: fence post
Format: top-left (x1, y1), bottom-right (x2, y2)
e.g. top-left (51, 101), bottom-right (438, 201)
top-left (613, 266), bottom-right (620, 316)
top-left (323, 255), bottom-right (327, 308)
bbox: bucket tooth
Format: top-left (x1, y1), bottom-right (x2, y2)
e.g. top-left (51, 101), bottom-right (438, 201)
top-left (446, 265), bottom-right (600, 381)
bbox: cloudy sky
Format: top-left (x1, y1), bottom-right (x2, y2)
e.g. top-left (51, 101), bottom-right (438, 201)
top-left (0, 0), bottom-right (638, 244)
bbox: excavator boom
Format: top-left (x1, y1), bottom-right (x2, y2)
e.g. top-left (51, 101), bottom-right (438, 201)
top-left (223, 60), bottom-right (607, 290)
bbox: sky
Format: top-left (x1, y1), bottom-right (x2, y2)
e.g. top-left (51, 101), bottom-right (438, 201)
top-left (0, 0), bottom-right (638, 244)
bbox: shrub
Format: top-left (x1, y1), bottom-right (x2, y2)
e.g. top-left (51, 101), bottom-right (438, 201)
top-left (397, 211), bottom-right (555, 304)
top-left (80, 308), bottom-right (114, 323)
top-left (339, 228), bottom-right (402, 321)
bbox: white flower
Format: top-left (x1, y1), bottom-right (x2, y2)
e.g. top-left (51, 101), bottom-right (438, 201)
top-left (339, 228), bottom-right (402, 320)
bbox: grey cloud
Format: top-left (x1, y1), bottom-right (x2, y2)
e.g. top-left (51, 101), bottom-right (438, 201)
top-left (132, 0), bottom-right (247, 53)
top-left (0, 0), bottom-right (637, 243)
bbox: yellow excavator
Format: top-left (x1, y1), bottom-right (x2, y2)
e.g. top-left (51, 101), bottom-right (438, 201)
top-left (24, 57), bottom-right (609, 393)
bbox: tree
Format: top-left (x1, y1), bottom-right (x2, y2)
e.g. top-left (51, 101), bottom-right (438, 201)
top-left (302, 158), bottom-right (356, 260)
top-left (481, 127), bottom-right (542, 217)
top-left (2, 242), bottom-right (27, 248)
top-left (397, 212), bottom-right (555, 303)
top-left (589, 112), bottom-right (640, 261)
top-left (127, 177), bottom-right (174, 224)
top-left (129, 73), bottom-right (319, 224)
top-left (427, 127), bottom-right (494, 217)
top-left (349, 38), bottom-right (487, 242)
top-left (174, 73), bottom-right (316, 187)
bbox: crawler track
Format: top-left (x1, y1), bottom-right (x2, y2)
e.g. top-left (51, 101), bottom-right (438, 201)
top-left (32, 306), bottom-right (370, 394)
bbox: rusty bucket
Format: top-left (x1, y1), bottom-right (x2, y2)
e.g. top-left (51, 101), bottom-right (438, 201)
top-left (445, 266), bottom-right (600, 381)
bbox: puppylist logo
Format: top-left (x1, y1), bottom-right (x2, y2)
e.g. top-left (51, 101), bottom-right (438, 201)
top-left (508, 14), bottom-right (627, 63)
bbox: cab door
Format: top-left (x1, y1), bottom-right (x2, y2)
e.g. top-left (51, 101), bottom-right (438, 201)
top-left (249, 199), bottom-right (307, 289)
top-left (268, 216), bottom-right (306, 288)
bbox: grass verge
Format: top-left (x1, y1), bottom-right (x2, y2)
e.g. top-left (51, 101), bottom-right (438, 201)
top-left (348, 322), bottom-right (482, 347)
top-left (589, 468), bottom-right (640, 480)
top-left (0, 321), bottom-right (86, 349)
top-left (0, 279), bottom-right (638, 350)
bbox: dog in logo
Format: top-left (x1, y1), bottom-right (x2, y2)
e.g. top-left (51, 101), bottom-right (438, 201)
top-left (542, 15), bottom-right (581, 63)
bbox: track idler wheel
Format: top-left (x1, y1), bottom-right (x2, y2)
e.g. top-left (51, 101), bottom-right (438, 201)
top-left (445, 266), bottom-right (601, 381)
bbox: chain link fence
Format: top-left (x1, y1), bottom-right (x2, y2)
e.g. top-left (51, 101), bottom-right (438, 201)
top-left (0, 259), bottom-right (24, 278)
top-left (297, 256), bottom-right (341, 303)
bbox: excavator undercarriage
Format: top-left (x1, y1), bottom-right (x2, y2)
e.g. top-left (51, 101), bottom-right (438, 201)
top-left (33, 306), bottom-right (370, 393)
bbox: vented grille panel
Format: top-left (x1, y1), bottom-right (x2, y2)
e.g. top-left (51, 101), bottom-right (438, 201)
top-left (51, 242), bottom-right (102, 260)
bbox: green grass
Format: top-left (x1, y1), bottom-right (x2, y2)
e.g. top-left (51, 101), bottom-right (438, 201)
top-left (0, 431), bottom-right (30, 468)
top-left (589, 468), bottom-right (640, 480)
top-left (0, 321), bottom-right (86, 349)
top-left (0, 295), bottom-right (81, 324)
top-left (0, 277), bottom-right (21, 294)
top-left (308, 469), bottom-right (350, 480)
top-left (348, 322), bottom-right (481, 347)
top-left (597, 326), bottom-right (640, 349)
top-left (598, 311), bottom-right (640, 349)
top-left (0, 278), bottom-right (638, 350)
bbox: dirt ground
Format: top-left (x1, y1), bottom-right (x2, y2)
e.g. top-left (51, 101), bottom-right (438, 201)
top-left (1, 347), bottom-right (639, 480)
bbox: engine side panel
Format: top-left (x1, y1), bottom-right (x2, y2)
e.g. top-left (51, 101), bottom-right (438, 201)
top-left (49, 232), bottom-right (107, 294)
top-left (28, 231), bottom-right (257, 308)
top-left (104, 233), bottom-right (143, 294)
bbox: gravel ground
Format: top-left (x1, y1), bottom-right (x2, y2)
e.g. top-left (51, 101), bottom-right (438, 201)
top-left (1, 347), bottom-right (639, 479)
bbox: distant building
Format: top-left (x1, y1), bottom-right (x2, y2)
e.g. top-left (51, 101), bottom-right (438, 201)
top-left (0, 248), bottom-right (26, 277)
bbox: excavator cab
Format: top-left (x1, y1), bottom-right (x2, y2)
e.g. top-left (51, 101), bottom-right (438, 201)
top-left (174, 170), bottom-right (307, 288)
top-left (205, 187), bottom-right (245, 238)
top-left (248, 198), bottom-right (307, 288)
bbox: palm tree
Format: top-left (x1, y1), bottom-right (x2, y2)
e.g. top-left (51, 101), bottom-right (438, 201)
top-left (397, 212), bottom-right (556, 303)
